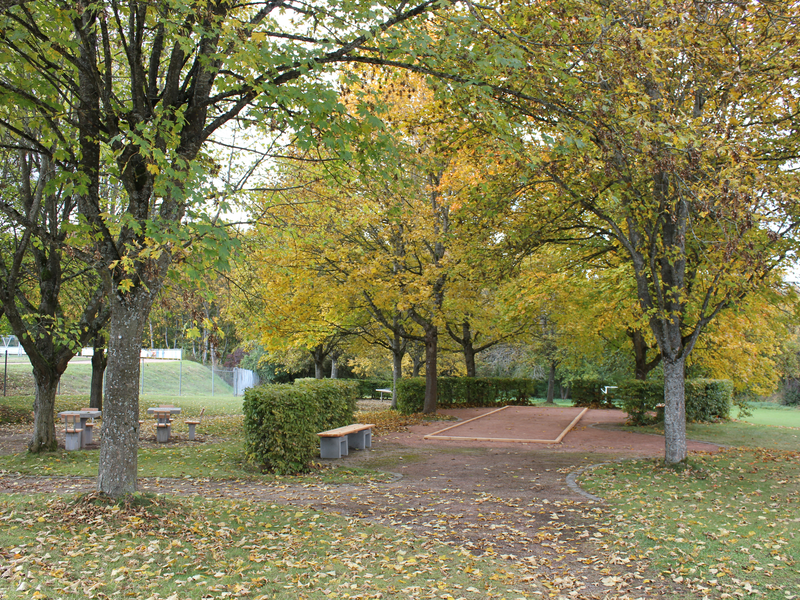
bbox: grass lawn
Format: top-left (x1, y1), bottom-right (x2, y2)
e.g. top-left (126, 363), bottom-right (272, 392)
top-left (1, 391), bottom-right (799, 598)
top-left (620, 403), bottom-right (800, 453)
top-left (1, 356), bottom-right (235, 397)
top-left (732, 403), bottom-right (800, 428)
top-left (580, 448), bottom-right (800, 600)
top-left (0, 493), bottom-right (527, 599)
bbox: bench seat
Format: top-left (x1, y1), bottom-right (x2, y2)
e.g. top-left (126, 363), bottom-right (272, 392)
top-left (318, 423), bottom-right (375, 459)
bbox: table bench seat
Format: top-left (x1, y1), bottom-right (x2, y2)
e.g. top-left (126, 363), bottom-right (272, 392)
top-left (318, 424), bottom-right (375, 459)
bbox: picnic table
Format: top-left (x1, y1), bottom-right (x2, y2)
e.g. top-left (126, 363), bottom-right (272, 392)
top-left (57, 409), bottom-right (101, 450)
top-left (147, 406), bottom-right (181, 442)
top-left (376, 388), bottom-right (392, 400)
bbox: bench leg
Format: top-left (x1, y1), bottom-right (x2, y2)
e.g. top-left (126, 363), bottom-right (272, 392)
top-left (320, 436), bottom-right (347, 459)
top-left (348, 429), bottom-right (368, 450)
top-left (83, 423), bottom-right (94, 445)
top-left (65, 430), bottom-right (83, 451)
top-left (156, 424), bottom-right (170, 443)
top-left (187, 423), bottom-right (196, 440)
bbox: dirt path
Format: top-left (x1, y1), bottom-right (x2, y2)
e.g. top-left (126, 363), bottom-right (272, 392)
top-left (0, 406), bottom-right (720, 599)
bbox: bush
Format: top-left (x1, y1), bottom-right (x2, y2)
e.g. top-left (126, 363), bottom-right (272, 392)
top-left (395, 377), bottom-right (541, 414)
top-left (570, 379), bottom-right (615, 407)
top-left (351, 378), bottom-right (394, 399)
top-left (685, 379), bottom-right (732, 422)
top-left (243, 379), bottom-right (358, 474)
top-left (617, 380), bottom-right (664, 425)
top-left (782, 380), bottom-right (800, 406)
top-left (292, 378), bottom-right (359, 430)
top-left (618, 378), bottom-right (733, 425)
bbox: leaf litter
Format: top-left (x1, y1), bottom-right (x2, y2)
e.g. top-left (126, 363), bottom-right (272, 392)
top-left (0, 408), bottom-right (798, 600)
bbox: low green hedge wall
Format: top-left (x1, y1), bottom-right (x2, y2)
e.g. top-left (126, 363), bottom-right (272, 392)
top-left (351, 378), bottom-right (394, 399)
top-left (396, 377), bottom-right (542, 414)
top-left (292, 378), bottom-right (359, 427)
top-left (685, 379), bottom-right (733, 422)
top-left (618, 380), bottom-right (664, 425)
top-left (243, 379), bottom-right (358, 474)
top-left (618, 378), bottom-right (733, 425)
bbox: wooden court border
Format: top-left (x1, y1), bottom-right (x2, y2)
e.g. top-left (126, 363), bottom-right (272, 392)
top-left (423, 406), bottom-right (590, 444)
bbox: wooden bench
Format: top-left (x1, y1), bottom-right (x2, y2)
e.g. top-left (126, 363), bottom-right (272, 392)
top-left (185, 408), bottom-right (205, 441)
top-left (62, 414), bottom-right (83, 451)
top-left (318, 423), bottom-right (375, 459)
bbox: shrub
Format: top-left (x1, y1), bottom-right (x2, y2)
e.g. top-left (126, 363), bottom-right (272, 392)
top-left (292, 378), bottom-right (359, 430)
top-left (685, 379), bottom-right (732, 422)
top-left (618, 378), bottom-right (733, 425)
top-left (243, 379), bottom-right (358, 474)
top-left (570, 379), bottom-right (614, 407)
top-left (782, 380), bottom-right (800, 406)
top-left (351, 378), bottom-right (394, 399)
top-left (395, 377), bottom-right (541, 414)
top-left (617, 380), bottom-right (664, 425)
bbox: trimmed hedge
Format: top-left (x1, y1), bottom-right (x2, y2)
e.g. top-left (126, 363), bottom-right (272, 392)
top-left (618, 378), bottom-right (733, 425)
top-left (618, 379), bottom-right (664, 425)
top-left (351, 378), bottom-right (394, 399)
top-left (243, 379), bottom-right (358, 474)
top-left (570, 379), bottom-right (612, 407)
top-left (292, 378), bottom-right (359, 429)
top-left (396, 377), bottom-right (542, 414)
top-left (685, 379), bottom-right (733, 422)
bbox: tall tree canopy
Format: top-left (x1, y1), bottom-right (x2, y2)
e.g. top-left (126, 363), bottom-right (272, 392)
top-left (438, 0), bottom-right (800, 463)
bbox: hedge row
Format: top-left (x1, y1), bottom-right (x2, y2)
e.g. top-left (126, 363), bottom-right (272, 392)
top-left (243, 379), bottom-right (358, 474)
top-left (618, 378), bottom-right (733, 425)
top-left (570, 379), bottom-right (617, 408)
top-left (351, 378), bottom-right (395, 399)
top-left (395, 377), bottom-right (544, 414)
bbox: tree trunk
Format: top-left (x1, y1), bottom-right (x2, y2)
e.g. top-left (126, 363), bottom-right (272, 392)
top-left (90, 339), bottom-right (107, 411)
top-left (392, 344), bottom-right (404, 409)
top-left (411, 348), bottom-right (424, 378)
top-left (630, 328), bottom-right (660, 380)
top-left (97, 290), bottom-right (152, 497)
top-left (311, 345), bottom-right (325, 379)
top-left (464, 344), bottom-right (476, 378)
top-left (330, 356), bottom-right (338, 379)
top-left (422, 323), bottom-right (438, 414)
top-left (545, 361), bottom-right (556, 405)
top-left (662, 356), bottom-right (687, 464)
top-left (28, 367), bottom-right (60, 453)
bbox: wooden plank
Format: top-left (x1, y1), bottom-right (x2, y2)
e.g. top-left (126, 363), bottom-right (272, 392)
top-left (423, 406), bottom-right (589, 444)
top-left (318, 424), bottom-right (375, 437)
top-left (554, 407), bottom-right (589, 443)
top-left (423, 434), bottom-right (559, 443)
top-left (423, 406), bottom-right (509, 438)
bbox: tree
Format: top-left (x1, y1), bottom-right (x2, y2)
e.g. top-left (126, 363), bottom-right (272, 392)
top-left (0, 0), bottom-right (444, 496)
top-left (0, 141), bottom-right (109, 451)
top-left (441, 0), bottom-right (800, 463)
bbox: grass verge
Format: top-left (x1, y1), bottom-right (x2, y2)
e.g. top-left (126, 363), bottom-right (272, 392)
top-left (581, 447), bottom-right (800, 600)
top-left (0, 493), bottom-right (532, 600)
top-left (621, 420), bottom-right (800, 452)
top-left (732, 404), bottom-right (800, 428)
